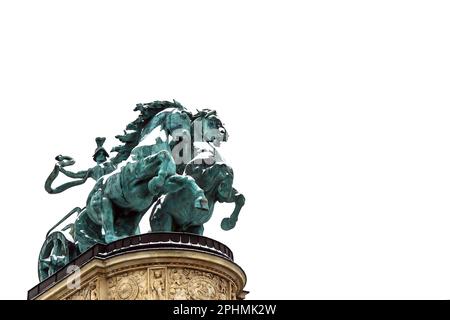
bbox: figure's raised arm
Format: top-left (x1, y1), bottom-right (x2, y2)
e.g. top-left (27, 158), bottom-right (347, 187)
top-left (58, 166), bottom-right (89, 179)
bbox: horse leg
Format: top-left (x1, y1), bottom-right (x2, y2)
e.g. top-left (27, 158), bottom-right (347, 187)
top-left (150, 209), bottom-right (173, 232)
top-left (86, 181), bottom-right (117, 243)
top-left (114, 212), bottom-right (142, 238)
top-left (149, 197), bottom-right (173, 232)
top-left (162, 175), bottom-right (207, 207)
top-left (101, 197), bottom-right (117, 243)
top-left (220, 188), bottom-right (245, 231)
top-left (74, 209), bottom-right (103, 253)
top-left (186, 225), bottom-right (204, 235)
top-left (147, 150), bottom-right (176, 195)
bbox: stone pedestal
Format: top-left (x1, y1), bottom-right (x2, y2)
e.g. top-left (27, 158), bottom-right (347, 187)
top-left (28, 233), bottom-right (247, 300)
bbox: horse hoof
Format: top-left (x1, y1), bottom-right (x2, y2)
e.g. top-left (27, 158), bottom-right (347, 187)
top-left (221, 218), bottom-right (235, 231)
top-left (105, 234), bottom-right (118, 243)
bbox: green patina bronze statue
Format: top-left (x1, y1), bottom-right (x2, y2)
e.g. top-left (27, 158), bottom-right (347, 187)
top-left (38, 100), bottom-right (245, 281)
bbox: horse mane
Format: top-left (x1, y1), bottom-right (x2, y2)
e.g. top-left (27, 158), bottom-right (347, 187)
top-left (110, 100), bottom-right (185, 165)
top-left (191, 109), bottom-right (217, 120)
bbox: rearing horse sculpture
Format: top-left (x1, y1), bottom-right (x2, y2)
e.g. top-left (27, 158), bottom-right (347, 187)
top-left (39, 100), bottom-right (245, 281)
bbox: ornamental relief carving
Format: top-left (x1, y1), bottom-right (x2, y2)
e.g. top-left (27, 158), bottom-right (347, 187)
top-left (62, 266), bottom-right (237, 300)
top-left (230, 281), bottom-right (237, 300)
top-left (167, 267), bottom-right (230, 300)
top-left (107, 270), bottom-right (147, 300)
top-left (149, 267), bottom-right (167, 300)
top-left (65, 280), bottom-right (99, 300)
top-left (34, 249), bottom-right (246, 301)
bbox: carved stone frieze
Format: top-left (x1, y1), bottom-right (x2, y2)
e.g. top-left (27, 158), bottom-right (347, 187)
top-left (34, 249), bottom-right (247, 300)
top-left (107, 270), bottom-right (147, 300)
top-left (65, 279), bottom-right (99, 300)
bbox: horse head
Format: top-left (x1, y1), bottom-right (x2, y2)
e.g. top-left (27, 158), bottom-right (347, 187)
top-left (191, 109), bottom-right (228, 146)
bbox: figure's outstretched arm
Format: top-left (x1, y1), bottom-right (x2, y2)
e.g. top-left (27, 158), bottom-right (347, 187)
top-left (44, 166), bottom-right (90, 194)
top-left (44, 156), bottom-right (91, 194)
top-left (220, 188), bottom-right (245, 231)
top-left (58, 166), bottom-right (89, 179)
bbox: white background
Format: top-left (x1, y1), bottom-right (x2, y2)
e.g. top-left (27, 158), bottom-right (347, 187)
top-left (0, 1), bottom-right (449, 300)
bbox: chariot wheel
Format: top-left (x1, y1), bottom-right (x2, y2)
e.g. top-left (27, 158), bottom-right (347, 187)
top-left (38, 231), bottom-right (75, 282)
